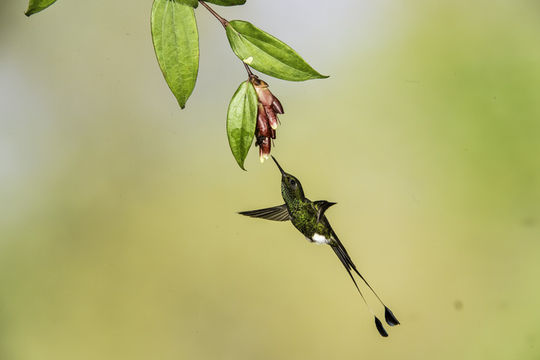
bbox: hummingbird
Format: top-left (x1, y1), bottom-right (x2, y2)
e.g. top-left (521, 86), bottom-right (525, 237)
top-left (239, 156), bottom-right (400, 337)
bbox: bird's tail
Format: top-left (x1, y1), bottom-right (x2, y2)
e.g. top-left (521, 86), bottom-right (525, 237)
top-left (331, 240), bottom-right (400, 337)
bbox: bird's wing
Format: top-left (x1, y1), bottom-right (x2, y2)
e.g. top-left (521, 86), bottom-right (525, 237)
top-left (238, 204), bottom-right (290, 221)
top-left (313, 200), bottom-right (337, 223)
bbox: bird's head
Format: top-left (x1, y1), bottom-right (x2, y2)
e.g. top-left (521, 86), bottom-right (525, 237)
top-left (271, 156), bottom-right (305, 201)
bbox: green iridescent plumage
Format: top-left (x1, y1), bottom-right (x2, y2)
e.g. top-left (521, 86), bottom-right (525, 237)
top-left (239, 157), bottom-right (400, 337)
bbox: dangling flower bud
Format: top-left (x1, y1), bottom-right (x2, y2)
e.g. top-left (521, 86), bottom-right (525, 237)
top-left (265, 106), bottom-right (279, 129)
top-left (258, 137), bottom-right (271, 163)
top-left (272, 98), bottom-right (284, 114)
top-left (251, 76), bottom-right (284, 162)
top-left (252, 78), bottom-right (274, 106)
top-left (256, 104), bottom-right (271, 138)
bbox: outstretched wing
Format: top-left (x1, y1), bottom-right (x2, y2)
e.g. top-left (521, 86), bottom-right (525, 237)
top-left (238, 204), bottom-right (290, 221)
top-left (313, 200), bottom-right (337, 223)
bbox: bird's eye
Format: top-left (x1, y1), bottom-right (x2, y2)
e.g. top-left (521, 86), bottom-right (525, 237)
top-left (290, 179), bottom-right (296, 186)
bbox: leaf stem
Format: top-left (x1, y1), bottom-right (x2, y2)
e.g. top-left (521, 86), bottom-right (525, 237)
top-left (199, 1), bottom-right (255, 79)
top-left (199, 1), bottom-right (228, 28)
top-left (243, 63), bottom-right (256, 79)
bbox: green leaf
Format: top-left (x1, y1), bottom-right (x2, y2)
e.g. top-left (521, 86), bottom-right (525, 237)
top-left (25, 0), bottom-right (57, 16)
top-left (204, 0), bottom-right (246, 6)
top-left (178, 0), bottom-right (198, 8)
top-left (151, 0), bottom-right (200, 109)
top-left (226, 20), bottom-right (328, 81)
top-left (227, 81), bottom-right (258, 170)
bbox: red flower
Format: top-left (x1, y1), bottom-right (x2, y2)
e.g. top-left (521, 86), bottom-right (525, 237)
top-left (251, 77), bottom-right (284, 162)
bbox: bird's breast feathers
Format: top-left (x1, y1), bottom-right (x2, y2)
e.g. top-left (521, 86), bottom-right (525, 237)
top-left (288, 201), bottom-right (332, 244)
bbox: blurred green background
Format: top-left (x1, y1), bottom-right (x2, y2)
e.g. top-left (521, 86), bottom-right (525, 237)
top-left (1, 0), bottom-right (539, 359)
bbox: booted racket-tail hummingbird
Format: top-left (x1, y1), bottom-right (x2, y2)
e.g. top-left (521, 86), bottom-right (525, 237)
top-left (239, 156), bottom-right (400, 337)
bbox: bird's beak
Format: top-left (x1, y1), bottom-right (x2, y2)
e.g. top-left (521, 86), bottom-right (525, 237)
top-left (271, 156), bottom-right (286, 176)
